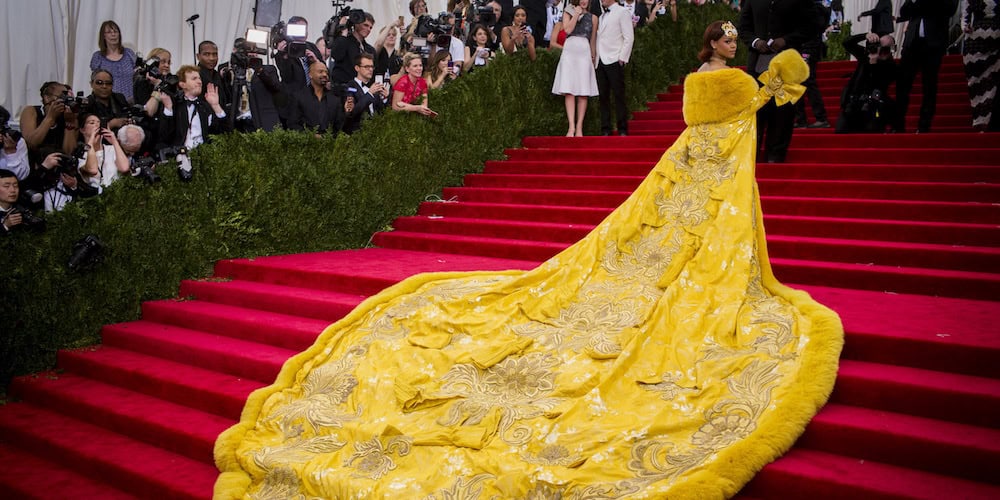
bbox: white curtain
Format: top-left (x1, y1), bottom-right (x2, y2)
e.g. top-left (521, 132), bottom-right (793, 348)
top-left (1, 0), bottom-right (447, 121)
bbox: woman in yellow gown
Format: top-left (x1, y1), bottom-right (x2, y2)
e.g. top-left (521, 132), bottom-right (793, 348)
top-left (214, 21), bottom-right (843, 499)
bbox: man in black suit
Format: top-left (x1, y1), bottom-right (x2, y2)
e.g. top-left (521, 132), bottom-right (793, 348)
top-left (197, 41), bottom-right (232, 112)
top-left (740, 0), bottom-right (823, 163)
top-left (329, 12), bottom-right (376, 84)
top-left (286, 61), bottom-right (350, 136)
top-left (893, 0), bottom-right (959, 133)
top-left (343, 54), bottom-right (389, 135)
top-left (158, 65), bottom-right (232, 181)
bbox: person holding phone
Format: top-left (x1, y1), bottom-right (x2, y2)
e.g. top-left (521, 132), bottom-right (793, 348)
top-left (464, 24), bottom-right (498, 73)
top-left (392, 53), bottom-right (437, 116)
top-left (425, 51), bottom-right (458, 89)
top-left (77, 112), bottom-right (129, 189)
top-left (344, 53), bottom-right (390, 134)
top-left (501, 5), bottom-right (538, 60)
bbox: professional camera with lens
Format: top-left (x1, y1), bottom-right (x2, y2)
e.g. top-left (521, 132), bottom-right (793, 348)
top-left (57, 91), bottom-right (87, 113)
top-left (3, 206), bottom-right (46, 232)
top-left (472, 0), bottom-right (497, 27)
top-left (155, 145), bottom-right (188, 163)
top-left (322, 5), bottom-right (367, 48)
top-left (68, 234), bottom-right (103, 271)
top-left (135, 57), bottom-right (181, 94)
top-left (270, 21), bottom-right (309, 59)
top-left (0, 106), bottom-right (22, 144)
top-left (231, 40), bottom-right (266, 74)
top-left (130, 156), bottom-right (161, 184)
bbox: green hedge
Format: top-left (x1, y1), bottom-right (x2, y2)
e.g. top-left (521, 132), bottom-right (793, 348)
top-left (0, 4), bottom-right (739, 391)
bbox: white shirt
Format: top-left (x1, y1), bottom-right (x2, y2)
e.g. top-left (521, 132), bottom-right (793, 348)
top-left (448, 36), bottom-right (466, 71)
top-left (44, 180), bottom-right (74, 212)
top-left (80, 144), bottom-right (120, 189)
top-left (545, 3), bottom-right (563, 41)
top-left (0, 138), bottom-right (30, 180)
top-left (597, 3), bottom-right (635, 65)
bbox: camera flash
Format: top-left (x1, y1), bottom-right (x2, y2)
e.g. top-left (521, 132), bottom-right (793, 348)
top-left (246, 28), bottom-right (269, 44)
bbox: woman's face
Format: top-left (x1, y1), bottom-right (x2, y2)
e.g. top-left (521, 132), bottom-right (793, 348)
top-left (475, 28), bottom-right (488, 45)
top-left (386, 28), bottom-right (398, 47)
top-left (82, 115), bottom-right (101, 137)
top-left (156, 52), bottom-right (172, 75)
top-left (438, 55), bottom-right (451, 70)
top-left (513, 9), bottom-right (527, 26)
top-left (103, 25), bottom-right (120, 46)
top-left (414, 1), bottom-right (428, 15)
top-left (712, 35), bottom-right (738, 60)
top-left (580, 0), bottom-right (590, 10)
top-left (407, 58), bottom-right (423, 78)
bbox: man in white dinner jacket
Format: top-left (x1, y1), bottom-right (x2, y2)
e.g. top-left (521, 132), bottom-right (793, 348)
top-left (596, 0), bottom-right (634, 136)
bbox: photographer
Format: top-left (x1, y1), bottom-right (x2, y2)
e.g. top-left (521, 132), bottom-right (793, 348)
top-left (330, 11), bottom-right (377, 85)
top-left (374, 22), bottom-right (405, 83)
top-left (287, 61), bottom-right (351, 136)
top-left (836, 32), bottom-right (898, 133)
top-left (0, 107), bottom-right (29, 182)
top-left (133, 48), bottom-right (175, 152)
top-left (275, 17), bottom-right (324, 92)
top-left (86, 69), bottom-right (131, 132)
top-left (223, 39), bottom-right (285, 132)
top-left (77, 113), bottom-right (130, 189)
top-left (159, 65), bottom-right (232, 181)
top-left (1, 169), bottom-right (44, 234)
top-left (42, 155), bottom-right (99, 213)
top-left (344, 53), bottom-right (390, 134)
top-left (19, 82), bottom-right (80, 165)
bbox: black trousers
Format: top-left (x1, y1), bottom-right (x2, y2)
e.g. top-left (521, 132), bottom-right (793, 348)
top-left (757, 99), bottom-right (796, 163)
top-left (895, 37), bottom-right (946, 132)
top-left (596, 61), bottom-right (628, 134)
top-left (795, 54), bottom-right (828, 124)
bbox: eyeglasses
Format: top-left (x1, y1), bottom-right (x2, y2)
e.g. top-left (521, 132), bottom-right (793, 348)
top-left (93, 80), bottom-right (113, 86)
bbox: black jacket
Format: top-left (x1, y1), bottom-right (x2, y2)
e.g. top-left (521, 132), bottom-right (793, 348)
top-left (739, 0), bottom-right (824, 76)
top-left (286, 86), bottom-right (345, 134)
top-left (897, 0), bottom-right (959, 50)
top-left (343, 79), bottom-right (388, 134)
top-left (860, 0), bottom-right (895, 36)
top-left (276, 41), bottom-right (323, 90)
top-left (158, 96), bottom-right (232, 149)
top-left (329, 36), bottom-right (375, 85)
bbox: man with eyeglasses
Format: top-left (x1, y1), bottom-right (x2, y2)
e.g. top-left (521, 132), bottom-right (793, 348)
top-left (86, 69), bottom-right (131, 133)
top-left (343, 53), bottom-right (389, 134)
top-left (330, 11), bottom-right (377, 84)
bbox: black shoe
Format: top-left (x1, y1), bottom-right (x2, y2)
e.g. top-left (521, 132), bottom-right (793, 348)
top-left (178, 168), bottom-right (193, 182)
top-left (765, 155), bottom-right (785, 164)
top-left (807, 120), bottom-right (830, 128)
top-left (601, 131), bottom-right (612, 136)
top-left (618, 131), bottom-right (627, 136)
top-left (794, 121), bottom-right (807, 129)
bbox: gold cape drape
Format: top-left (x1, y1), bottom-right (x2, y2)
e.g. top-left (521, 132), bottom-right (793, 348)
top-left (214, 50), bottom-right (843, 499)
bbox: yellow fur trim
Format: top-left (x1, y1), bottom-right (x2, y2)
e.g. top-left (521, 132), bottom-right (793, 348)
top-left (683, 68), bottom-right (757, 125)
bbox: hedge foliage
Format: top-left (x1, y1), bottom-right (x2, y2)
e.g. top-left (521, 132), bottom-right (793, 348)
top-left (0, 4), bottom-right (741, 389)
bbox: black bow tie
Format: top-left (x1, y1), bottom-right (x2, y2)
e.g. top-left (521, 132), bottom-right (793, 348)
top-left (603, 7), bottom-right (611, 14)
top-left (184, 98), bottom-right (199, 106)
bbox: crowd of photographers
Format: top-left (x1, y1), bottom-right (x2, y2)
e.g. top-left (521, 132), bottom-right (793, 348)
top-left (0, 0), bottom-right (694, 236)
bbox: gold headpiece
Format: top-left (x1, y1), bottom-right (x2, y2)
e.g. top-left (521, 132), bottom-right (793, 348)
top-left (722, 21), bottom-right (738, 38)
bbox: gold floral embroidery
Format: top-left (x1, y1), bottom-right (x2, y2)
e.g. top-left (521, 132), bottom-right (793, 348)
top-left (513, 296), bottom-right (641, 356)
top-left (344, 436), bottom-right (413, 480)
top-left (248, 467), bottom-right (310, 500)
top-left (639, 372), bottom-right (699, 401)
top-left (524, 481), bottom-right (567, 499)
top-left (655, 183), bottom-right (711, 228)
top-left (424, 473), bottom-right (494, 500)
top-left (268, 347), bottom-right (363, 435)
top-left (522, 444), bottom-right (585, 467)
top-left (252, 435), bottom-right (348, 472)
top-left (437, 353), bottom-right (564, 445)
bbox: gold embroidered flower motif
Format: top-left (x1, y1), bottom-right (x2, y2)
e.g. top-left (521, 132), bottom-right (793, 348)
top-left (524, 481), bottom-right (566, 499)
top-left (513, 297), bottom-right (640, 356)
top-left (269, 351), bottom-right (361, 434)
top-left (656, 183), bottom-right (711, 228)
top-left (438, 353), bottom-right (564, 444)
top-left (601, 225), bottom-right (684, 287)
top-left (640, 372), bottom-right (698, 401)
top-left (249, 466), bottom-right (307, 500)
top-left (691, 413), bottom-right (754, 449)
top-left (423, 473), bottom-right (494, 500)
top-left (252, 435), bottom-right (348, 472)
top-left (522, 444), bottom-right (583, 467)
top-left (344, 436), bottom-right (412, 480)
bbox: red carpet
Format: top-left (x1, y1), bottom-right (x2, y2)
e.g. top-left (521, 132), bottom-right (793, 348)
top-left (1, 55), bottom-right (998, 499)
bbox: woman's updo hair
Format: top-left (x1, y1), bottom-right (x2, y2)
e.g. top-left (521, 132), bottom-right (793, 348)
top-left (698, 21), bottom-right (727, 63)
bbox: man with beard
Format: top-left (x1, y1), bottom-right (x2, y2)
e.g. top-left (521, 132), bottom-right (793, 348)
top-left (286, 61), bottom-right (352, 136)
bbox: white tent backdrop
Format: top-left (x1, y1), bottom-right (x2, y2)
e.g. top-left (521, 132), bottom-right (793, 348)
top-left (1, 0), bottom-right (450, 119)
top-left (2, 1), bottom-right (919, 121)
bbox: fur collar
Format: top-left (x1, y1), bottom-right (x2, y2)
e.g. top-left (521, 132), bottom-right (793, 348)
top-left (682, 68), bottom-right (757, 126)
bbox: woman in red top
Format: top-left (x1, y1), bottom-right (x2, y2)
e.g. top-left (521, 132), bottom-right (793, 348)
top-left (392, 53), bottom-right (437, 116)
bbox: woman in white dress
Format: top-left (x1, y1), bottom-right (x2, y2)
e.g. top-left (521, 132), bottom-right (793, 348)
top-left (551, 0), bottom-right (600, 136)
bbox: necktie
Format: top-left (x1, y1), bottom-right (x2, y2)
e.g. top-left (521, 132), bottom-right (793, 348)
top-left (301, 57), bottom-right (311, 86)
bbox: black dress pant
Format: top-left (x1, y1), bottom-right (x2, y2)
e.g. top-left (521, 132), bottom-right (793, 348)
top-left (596, 61), bottom-right (628, 134)
top-left (895, 37), bottom-right (946, 132)
top-left (757, 99), bottom-right (796, 163)
top-left (795, 54), bottom-right (828, 124)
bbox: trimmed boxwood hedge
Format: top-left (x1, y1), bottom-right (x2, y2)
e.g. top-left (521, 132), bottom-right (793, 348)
top-left (1, 4), bottom-right (744, 391)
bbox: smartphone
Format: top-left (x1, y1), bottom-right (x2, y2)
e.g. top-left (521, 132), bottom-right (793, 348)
top-left (374, 74), bottom-right (384, 85)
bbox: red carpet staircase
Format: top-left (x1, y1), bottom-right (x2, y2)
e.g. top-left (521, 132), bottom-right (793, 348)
top-left (2, 55), bottom-right (998, 499)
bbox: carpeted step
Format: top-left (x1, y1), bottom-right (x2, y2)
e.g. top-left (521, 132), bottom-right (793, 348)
top-left (9, 373), bottom-right (229, 464)
top-left (0, 443), bottom-right (136, 499)
top-left (212, 248), bottom-right (535, 295)
top-left (802, 404), bottom-right (1000, 484)
top-left (766, 234), bottom-right (1000, 273)
top-left (101, 321), bottom-right (295, 384)
top-left (405, 209), bottom-right (1000, 247)
top-left (633, 104), bottom-right (974, 121)
top-left (506, 146), bottom-right (1000, 165)
top-left (646, 97), bottom-right (974, 113)
top-left (140, 300), bottom-right (328, 352)
top-left (0, 403), bottom-right (216, 499)
top-left (488, 158), bottom-right (1000, 183)
top-left (522, 133), bottom-right (990, 150)
top-left (56, 345), bottom-right (261, 420)
top-left (443, 187), bottom-right (1000, 224)
top-left (833, 360), bottom-right (1000, 428)
top-left (179, 278), bottom-right (366, 322)
top-left (373, 230), bottom-right (564, 262)
top-left (741, 448), bottom-right (1000, 499)
top-left (465, 173), bottom-right (999, 202)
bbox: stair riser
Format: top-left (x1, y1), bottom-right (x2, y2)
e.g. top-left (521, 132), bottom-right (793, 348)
top-left (522, 134), bottom-right (992, 150)
top-left (140, 302), bottom-right (321, 352)
top-left (101, 324), bottom-right (288, 384)
top-left (178, 280), bottom-right (359, 322)
top-left (504, 148), bottom-right (1000, 165)
top-left (832, 376), bottom-right (1000, 428)
top-left (214, 259), bottom-right (392, 296)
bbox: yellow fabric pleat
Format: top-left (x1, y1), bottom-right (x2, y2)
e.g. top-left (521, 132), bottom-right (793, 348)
top-left (214, 50), bottom-right (843, 499)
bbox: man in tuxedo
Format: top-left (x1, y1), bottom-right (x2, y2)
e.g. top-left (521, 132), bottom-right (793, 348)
top-left (343, 54), bottom-right (390, 134)
top-left (158, 65), bottom-right (232, 181)
top-left (286, 61), bottom-right (351, 136)
top-left (596, 0), bottom-right (635, 136)
top-left (740, 0), bottom-right (823, 162)
top-left (893, 0), bottom-right (959, 133)
top-left (197, 41), bottom-right (232, 112)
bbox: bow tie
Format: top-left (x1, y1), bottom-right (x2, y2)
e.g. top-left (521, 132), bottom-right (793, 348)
top-left (603, 7), bottom-right (611, 14)
top-left (184, 98), bottom-right (199, 106)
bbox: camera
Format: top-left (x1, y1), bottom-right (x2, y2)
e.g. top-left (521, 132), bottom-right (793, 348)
top-left (155, 145), bottom-right (188, 163)
top-left (0, 106), bottom-right (22, 143)
top-left (270, 21), bottom-right (309, 59)
top-left (866, 40), bottom-right (880, 54)
top-left (57, 91), bottom-right (87, 113)
top-left (472, 0), bottom-right (497, 27)
top-left (68, 234), bottom-right (103, 271)
top-left (130, 156), bottom-right (161, 184)
top-left (231, 39), bottom-right (266, 74)
top-left (3, 206), bottom-right (46, 232)
top-left (330, 82), bottom-right (359, 99)
top-left (322, 4), bottom-right (367, 49)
